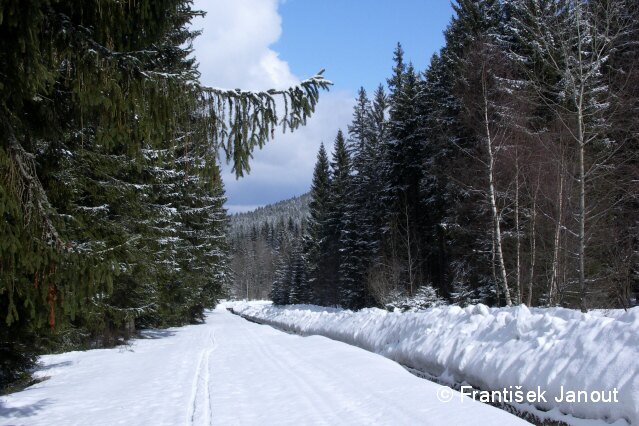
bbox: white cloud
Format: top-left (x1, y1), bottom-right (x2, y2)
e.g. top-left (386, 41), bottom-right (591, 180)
top-left (191, 0), bottom-right (296, 90)
top-left (190, 0), bottom-right (354, 212)
top-left (222, 91), bottom-right (354, 211)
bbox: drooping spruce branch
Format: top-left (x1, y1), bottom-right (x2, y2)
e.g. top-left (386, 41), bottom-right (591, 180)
top-left (0, 0), bottom-right (331, 338)
top-left (200, 70), bottom-right (332, 178)
top-left (0, 110), bottom-right (65, 250)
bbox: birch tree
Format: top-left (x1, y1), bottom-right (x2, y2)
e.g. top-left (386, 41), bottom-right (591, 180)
top-left (507, 0), bottom-right (633, 311)
top-left (458, 37), bottom-right (515, 306)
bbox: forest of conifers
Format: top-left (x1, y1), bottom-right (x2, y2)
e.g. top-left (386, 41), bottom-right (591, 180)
top-left (0, 0), bottom-right (330, 388)
top-left (237, 0), bottom-right (638, 313)
top-left (2, 0), bottom-right (638, 394)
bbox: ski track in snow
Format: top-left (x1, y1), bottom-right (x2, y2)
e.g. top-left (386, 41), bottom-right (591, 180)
top-left (188, 330), bottom-right (217, 426)
top-left (0, 306), bottom-right (529, 426)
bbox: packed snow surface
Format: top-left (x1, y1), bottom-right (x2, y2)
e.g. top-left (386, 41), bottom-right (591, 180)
top-left (230, 302), bottom-right (639, 426)
top-left (0, 305), bottom-right (527, 425)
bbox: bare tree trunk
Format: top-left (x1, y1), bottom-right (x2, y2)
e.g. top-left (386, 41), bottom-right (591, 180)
top-left (514, 0), bottom-right (627, 312)
top-left (492, 234), bottom-right (499, 304)
top-left (391, 220), bottom-right (400, 294)
top-left (528, 177), bottom-right (539, 307)
top-left (577, 117), bottom-right (587, 312)
top-left (550, 166), bottom-right (564, 306)
top-left (527, 210), bottom-right (536, 306)
top-left (482, 70), bottom-right (512, 306)
top-left (404, 202), bottom-right (415, 296)
top-left (576, 10), bottom-right (587, 312)
top-left (515, 154), bottom-right (521, 305)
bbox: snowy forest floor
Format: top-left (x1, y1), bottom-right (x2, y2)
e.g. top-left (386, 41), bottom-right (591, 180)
top-left (0, 306), bottom-right (528, 426)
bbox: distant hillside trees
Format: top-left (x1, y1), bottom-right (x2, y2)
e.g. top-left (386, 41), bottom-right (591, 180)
top-left (229, 195), bottom-right (310, 300)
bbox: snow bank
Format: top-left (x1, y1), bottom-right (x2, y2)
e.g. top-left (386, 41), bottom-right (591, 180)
top-left (228, 302), bottom-right (639, 425)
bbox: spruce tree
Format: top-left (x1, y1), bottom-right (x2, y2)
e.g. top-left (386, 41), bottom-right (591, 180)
top-left (419, 53), bottom-right (457, 299)
top-left (368, 85), bottom-right (390, 252)
top-left (1, 0), bottom-right (330, 384)
top-left (338, 88), bottom-right (377, 310)
top-left (326, 131), bottom-right (351, 306)
top-left (271, 253), bottom-right (291, 306)
top-left (381, 55), bottom-right (426, 298)
top-left (416, 0), bottom-right (505, 305)
top-left (288, 243), bottom-right (311, 305)
top-left (305, 144), bottom-right (332, 305)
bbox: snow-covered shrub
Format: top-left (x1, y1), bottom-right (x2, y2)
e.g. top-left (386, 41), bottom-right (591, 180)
top-left (384, 285), bottom-right (446, 312)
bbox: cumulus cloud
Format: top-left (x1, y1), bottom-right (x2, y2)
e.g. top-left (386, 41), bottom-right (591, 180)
top-left (190, 0), bottom-right (354, 213)
top-left (222, 91), bottom-right (354, 213)
top-left (191, 0), bottom-right (296, 90)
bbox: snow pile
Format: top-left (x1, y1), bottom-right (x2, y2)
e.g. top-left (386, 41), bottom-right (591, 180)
top-left (229, 302), bottom-right (639, 425)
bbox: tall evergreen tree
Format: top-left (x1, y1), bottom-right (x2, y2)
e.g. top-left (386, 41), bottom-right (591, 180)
top-left (339, 89), bottom-right (375, 309)
top-left (338, 86), bottom-right (395, 309)
top-left (0, 0), bottom-right (330, 385)
top-left (419, 0), bottom-right (506, 305)
top-left (326, 131), bottom-right (350, 306)
top-left (305, 144), bottom-right (332, 305)
top-left (271, 253), bottom-right (291, 306)
top-left (381, 54), bottom-right (426, 298)
top-left (288, 243), bottom-right (311, 305)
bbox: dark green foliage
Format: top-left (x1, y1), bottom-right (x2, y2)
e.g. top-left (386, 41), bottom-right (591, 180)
top-left (305, 144), bottom-right (333, 305)
top-left (338, 88), bottom-right (381, 310)
top-left (271, 253), bottom-right (292, 306)
top-left (380, 57), bottom-right (427, 298)
top-left (303, 0), bottom-right (637, 312)
top-left (289, 251), bottom-right (311, 305)
top-left (324, 131), bottom-right (351, 306)
top-left (0, 298), bottom-right (39, 392)
top-left (0, 0), bottom-right (329, 387)
top-left (420, 0), bottom-right (503, 304)
top-left (271, 241), bottom-right (310, 306)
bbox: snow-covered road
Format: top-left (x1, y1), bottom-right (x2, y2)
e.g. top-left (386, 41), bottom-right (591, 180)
top-left (0, 306), bottom-right (528, 425)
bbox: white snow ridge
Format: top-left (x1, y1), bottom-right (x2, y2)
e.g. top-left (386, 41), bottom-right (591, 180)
top-left (230, 301), bottom-right (639, 426)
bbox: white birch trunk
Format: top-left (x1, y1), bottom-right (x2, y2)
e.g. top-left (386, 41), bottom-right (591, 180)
top-left (482, 69), bottom-right (512, 306)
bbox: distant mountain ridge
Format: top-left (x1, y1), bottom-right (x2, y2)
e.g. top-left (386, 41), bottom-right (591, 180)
top-left (229, 193), bottom-right (310, 237)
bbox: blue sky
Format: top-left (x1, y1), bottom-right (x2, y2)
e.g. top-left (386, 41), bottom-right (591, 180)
top-left (274, 0), bottom-right (453, 93)
top-left (191, 0), bottom-right (455, 213)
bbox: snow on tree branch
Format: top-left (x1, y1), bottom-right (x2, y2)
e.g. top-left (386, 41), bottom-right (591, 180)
top-left (200, 70), bottom-right (332, 178)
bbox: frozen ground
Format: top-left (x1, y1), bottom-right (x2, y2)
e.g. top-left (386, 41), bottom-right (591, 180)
top-left (0, 305), bottom-right (528, 426)
top-left (230, 302), bottom-right (639, 426)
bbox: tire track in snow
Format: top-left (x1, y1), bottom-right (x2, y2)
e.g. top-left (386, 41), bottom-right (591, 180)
top-left (266, 334), bottom-right (420, 424)
top-left (187, 330), bottom-right (217, 426)
top-left (274, 338), bottom-right (423, 425)
top-left (234, 319), bottom-right (338, 425)
top-left (233, 313), bottom-right (446, 425)
top-left (235, 316), bottom-right (400, 425)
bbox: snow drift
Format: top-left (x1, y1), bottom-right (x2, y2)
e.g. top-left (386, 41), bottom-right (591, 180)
top-left (229, 302), bottom-right (639, 425)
